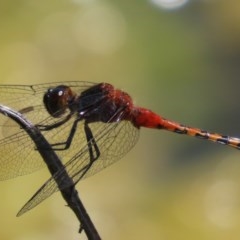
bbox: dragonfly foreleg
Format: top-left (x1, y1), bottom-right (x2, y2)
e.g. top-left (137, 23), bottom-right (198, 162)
top-left (37, 113), bottom-right (72, 131)
top-left (48, 118), bottom-right (81, 150)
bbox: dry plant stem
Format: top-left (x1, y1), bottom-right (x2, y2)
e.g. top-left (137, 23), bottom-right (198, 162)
top-left (0, 105), bottom-right (101, 240)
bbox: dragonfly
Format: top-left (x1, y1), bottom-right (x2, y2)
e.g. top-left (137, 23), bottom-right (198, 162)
top-left (0, 81), bottom-right (240, 216)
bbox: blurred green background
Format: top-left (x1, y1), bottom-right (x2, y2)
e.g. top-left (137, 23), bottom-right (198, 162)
top-left (0, 0), bottom-right (240, 239)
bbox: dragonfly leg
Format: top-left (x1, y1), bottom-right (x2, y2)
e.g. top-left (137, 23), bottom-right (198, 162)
top-left (37, 113), bottom-right (72, 131)
top-left (84, 122), bottom-right (100, 162)
top-left (68, 122), bottom-right (101, 184)
top-left (49, 118), bottom-right (81, 150)
top-left (35, 116), bottom-right (81, 151)
top-left (79, 224), bottom-right (83, 233)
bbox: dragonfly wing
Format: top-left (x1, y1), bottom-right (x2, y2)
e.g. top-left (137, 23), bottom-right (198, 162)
top-left (17, 117), bottom-right (139, 216)
top-left (0, 81), bottom-right (96, 130)
top-left (0, 128), bottom-right (46, 180)
top-left (0, 81), bottom-right (95, 107)
top-left (0, 82), bottom-right (97, 179)
top-left (0, 103), bottom-right (74, 179)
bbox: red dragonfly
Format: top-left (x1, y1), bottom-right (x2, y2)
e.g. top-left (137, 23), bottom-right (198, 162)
top-left (0, 81), bottom-right (239, 216)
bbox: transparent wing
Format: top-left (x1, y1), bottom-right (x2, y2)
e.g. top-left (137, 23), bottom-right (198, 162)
top-left (0, 111), bottom-right (87, 180)
top-left (17, 118), bottom-right (139, 215)
top-left (0, 81), bottom-right (95, 130)
top-left (0, 81), bottom-right (96, 180)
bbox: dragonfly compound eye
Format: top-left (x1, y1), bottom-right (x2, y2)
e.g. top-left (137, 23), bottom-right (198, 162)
top-left (43, 85), bottom-right (74, 117)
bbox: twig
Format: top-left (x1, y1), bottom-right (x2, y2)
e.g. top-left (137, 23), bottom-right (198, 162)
top-left (0, 105), bottom-right (101, 240)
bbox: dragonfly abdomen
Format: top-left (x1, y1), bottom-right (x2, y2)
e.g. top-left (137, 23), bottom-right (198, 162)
top-left (167, 122), bottom-right (240, 150)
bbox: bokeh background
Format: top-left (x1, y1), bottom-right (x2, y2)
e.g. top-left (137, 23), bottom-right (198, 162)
top-left (0, 0), bottom-right (240, 239)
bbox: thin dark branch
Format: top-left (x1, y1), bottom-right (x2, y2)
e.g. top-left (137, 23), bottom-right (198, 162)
top-left (0, 105), bottom-right (101, 240)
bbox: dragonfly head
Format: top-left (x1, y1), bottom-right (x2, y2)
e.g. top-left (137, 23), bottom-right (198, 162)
top-left (43, 85), bottom-right (76, 117)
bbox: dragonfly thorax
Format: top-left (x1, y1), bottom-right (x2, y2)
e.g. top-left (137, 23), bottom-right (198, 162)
top-left (77, 83), bottom-right (133, 124)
